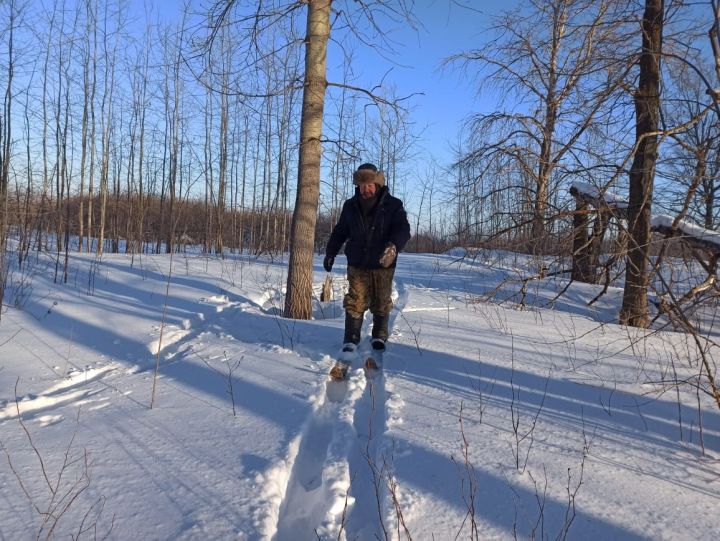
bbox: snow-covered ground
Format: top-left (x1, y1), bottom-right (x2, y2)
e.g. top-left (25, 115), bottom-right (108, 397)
top-left (0, 250), bottom-right (718, 540)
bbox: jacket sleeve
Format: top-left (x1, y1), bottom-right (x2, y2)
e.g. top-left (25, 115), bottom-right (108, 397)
top-left (326, 202), bottom-right (351, 258)
top-left (389, 200), bottom-right (411, 252)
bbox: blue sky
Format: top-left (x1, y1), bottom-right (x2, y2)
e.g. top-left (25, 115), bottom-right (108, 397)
top-left (325, 1), bottom-right (517, 167)
top-left (126, 0), bottom-right (515, 169)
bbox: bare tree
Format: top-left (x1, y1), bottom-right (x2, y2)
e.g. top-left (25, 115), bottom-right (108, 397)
top-left (97, 2), bottom-right (121, 256)
top-left (284, 0), bottom-right (332, 319)
top-left (86, 0), bottom-right (98, 254)
top-left (201, 0), bottom-right (417, 319)
top-left (619, 0), bottom-right (664, 328)
top-left (450, 0), bottom-right (635, 252)
top-left (77, 0), bottom-right (95, 253)
top-left (661, 60), bottom-right (719, 231)
top-left (0, 0), bottom-right (18, 318)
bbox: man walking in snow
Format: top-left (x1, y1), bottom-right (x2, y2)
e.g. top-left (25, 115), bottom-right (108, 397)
top-left (323, 163), bottom-right (411, 357)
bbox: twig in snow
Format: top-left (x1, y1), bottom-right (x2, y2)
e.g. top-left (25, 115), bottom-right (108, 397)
top-left (2, 379), bottom-right (114, 539)
top-left (452, 400), bottom-right (479, 541)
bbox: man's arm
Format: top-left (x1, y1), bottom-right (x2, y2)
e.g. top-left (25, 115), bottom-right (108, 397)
top-left (326, 202), bottom-right (351, 258)
top-left (389, 201), bottom-right (411, 253)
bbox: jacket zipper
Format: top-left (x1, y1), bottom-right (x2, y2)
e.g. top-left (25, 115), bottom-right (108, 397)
top-left (354, 190), bottom-right (387, 267)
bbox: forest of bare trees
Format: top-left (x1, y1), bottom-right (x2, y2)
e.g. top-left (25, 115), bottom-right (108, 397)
top-left (0, 0), bottom-right (719, 330)
top-left (0, 1), bottom-right (414, 258)
top-left (451, 0), bottom-right (720, 330)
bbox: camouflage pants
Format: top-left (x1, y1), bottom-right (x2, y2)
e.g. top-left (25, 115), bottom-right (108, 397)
top-left (343, 266), bottom-right (395, 318)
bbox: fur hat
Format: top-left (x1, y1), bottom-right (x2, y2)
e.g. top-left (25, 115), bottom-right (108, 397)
top-left (353, 163), bottom-right (385, 187)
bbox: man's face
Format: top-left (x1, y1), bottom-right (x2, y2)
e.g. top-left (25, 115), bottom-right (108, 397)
top-left (359, 182), bottom-right (377, 199)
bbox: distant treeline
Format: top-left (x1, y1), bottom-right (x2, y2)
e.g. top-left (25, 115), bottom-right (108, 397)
top-left (5, 189), bottom-right (468, 258)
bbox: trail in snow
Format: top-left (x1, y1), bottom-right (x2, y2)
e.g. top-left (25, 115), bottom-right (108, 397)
top-left (272, 387), bottom-right (345, 541)
top-left (271, 349), bottom-right (363, 541)
top-left (273, 279), bottom-right (409, 540)
top-left (344, 280), bottom-right (410, 539)
top-left (345, 361), bottom-right (389, 540)
top-left (271, 347), bottom-right (389, 541)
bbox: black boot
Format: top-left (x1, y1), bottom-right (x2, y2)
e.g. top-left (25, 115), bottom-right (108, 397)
top-left (372, 313), bottom-right (389, 342)
top-left (343, 313), bottom-right (363, 346)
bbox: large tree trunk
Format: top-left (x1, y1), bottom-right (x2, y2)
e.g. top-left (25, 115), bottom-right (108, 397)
top-left (619, 0), bottom-right (663, 327)
top-left (571, 199), bottom-right (592, 282)
top-left (284, 0), bottom-right (331, 319)
top-left (532, 2), bottom-right (565, 248)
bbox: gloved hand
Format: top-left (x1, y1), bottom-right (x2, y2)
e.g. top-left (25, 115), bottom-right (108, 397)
top-left (323, 255), bottom-right (335, 272)
top-left (379, 243), bottom-right (397, 268)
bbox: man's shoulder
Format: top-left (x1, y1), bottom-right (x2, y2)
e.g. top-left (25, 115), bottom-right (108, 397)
top-left (382, 192), bottom-right (405, 209)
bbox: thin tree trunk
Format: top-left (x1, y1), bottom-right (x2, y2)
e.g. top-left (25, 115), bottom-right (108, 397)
top-left (250, 115), bottom-right (261, 253)
top-left (166, 24), bottom-right (182, 255)
top-left (21, 87), bottom-right (33, 266)
top-left (78, 1), bottom-right (92, 253)
top-left (87, 0), bottom-right (98, 253)
top-left (204, 85), bottom-right (213, 254)
top-left (137, 41), bottom-right (149, 255)
top-left (239, 114), bottom-right (249, 254)
top-left (39, 9), bottom-right (56, 255)
top-left (0, 0), bottom-right (16, 319)
top-left (54, 7), bottom-right (65, 277)
top-left (216, 29), bottom-right (230, 255)
top-left (61, 10), bottom-right (78, 280)
top-left (98, 6), bottom-right (118, 256)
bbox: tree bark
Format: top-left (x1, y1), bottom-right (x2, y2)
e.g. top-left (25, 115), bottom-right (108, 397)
top-left (619, 0), bottom-right (663, 327)
top-left (87, 0), bottom-right (98, 254)
top-left (284, 0), bottom-right (331, 319)
top-left (571, 200), bottom-right (591, 282)
top-left (0, 0), bottom-right (15, 320)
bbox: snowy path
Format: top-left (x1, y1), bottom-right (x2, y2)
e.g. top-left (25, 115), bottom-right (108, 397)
top-left (344, 369), bottom-right (389, 539)
top-left (271, 376), bottom-right (352, 540)
top-left (271, 349), bottom-right (392, 540)
top-left (2, 252), bottom-right (719, 539)
top-left (271, 280), bottom-right (412, 540)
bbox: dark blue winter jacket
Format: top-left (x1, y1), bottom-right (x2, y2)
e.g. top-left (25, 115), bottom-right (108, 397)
top-left (326, 186), bottom-right (411, 269)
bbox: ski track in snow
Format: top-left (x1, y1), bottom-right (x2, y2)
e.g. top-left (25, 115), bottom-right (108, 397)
top-left (272, 354), bottom-right (392, 541)
top-left (345, 362), bottom-right (390, 540)
top-left (271, 279), bottom-right (411, 540)
top-left (272, 371), bottom-right (360, 540)
top-left (0, 364), bottom-right (116, 423)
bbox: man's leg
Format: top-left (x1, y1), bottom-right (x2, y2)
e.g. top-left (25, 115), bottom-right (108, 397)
top-left (369, 267), bottom-right (395, 342)
top-left (343, 266), bottom-right (370, 346)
